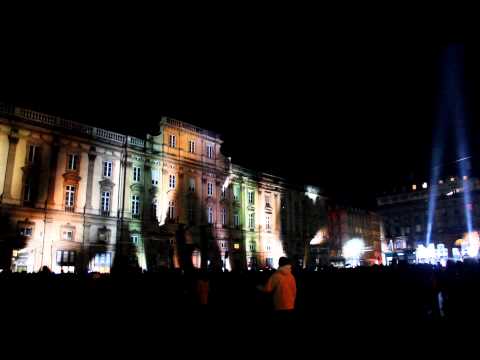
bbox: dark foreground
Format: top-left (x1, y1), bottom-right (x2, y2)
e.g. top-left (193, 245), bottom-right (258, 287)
top-left (1, 262), bottom-right (479, 344)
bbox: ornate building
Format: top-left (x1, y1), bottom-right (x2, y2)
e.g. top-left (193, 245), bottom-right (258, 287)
top-left (0, 103), bottom-right (326, 273)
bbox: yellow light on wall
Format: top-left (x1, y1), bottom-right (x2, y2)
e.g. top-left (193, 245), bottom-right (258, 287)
top-left (234, 243), bottom-right (240, 250)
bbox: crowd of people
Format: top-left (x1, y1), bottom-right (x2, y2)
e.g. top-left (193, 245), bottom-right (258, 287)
top-left (1, 258), bottom-right (479, 337)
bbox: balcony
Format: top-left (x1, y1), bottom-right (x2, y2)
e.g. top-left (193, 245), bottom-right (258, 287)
top-left (65, 206), bottom-right (75, 212)
top-left (101, 210), bottom-right (110, 217)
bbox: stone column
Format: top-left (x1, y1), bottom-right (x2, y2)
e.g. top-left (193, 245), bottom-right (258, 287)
top-left (47, 141), bottom-right (60, 207)
top-left (2, 131), bottom-right (19, 202)
top-left (85, 149), bottom-right (97, 212)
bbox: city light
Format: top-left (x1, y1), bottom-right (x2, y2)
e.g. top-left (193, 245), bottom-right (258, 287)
top-left (343, 238), bottom-right (365, 267)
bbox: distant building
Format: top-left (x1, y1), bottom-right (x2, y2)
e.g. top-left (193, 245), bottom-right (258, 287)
top-left (325, 206), bottom-right (383, 266)
top-left (376, 176), bottom-right (480, 259)
top-left (0, 103), bottom-right (327, 273)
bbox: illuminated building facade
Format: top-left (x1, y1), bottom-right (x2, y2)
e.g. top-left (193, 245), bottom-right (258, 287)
top-left (326, 206), bottom-right (383, 266)
top-left (0, 103), bottom-right (327, 273)
top-left (377, 176), bottom-right (480, 261)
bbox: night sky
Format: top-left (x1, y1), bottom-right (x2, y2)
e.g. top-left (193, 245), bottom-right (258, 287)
top-left (1, 10), bottom-right (477, 208)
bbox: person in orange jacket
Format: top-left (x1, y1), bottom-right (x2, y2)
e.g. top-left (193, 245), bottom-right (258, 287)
top-left (258, 257), bottom-right (297, 312)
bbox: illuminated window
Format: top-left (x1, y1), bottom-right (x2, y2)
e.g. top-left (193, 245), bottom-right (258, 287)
top-left (412, 184), bottom-right (417, 191)
top-left (206, 144), bottom-right (213, 159)
top-left (221, 208), bottom-right (227, 226)
top-left (207, 182), bottom-right (213, 197)
top-left (131, 234), bottom-right (139, 245)
top-left (189, 178), bottom-right (195, 192)
top-left (65, 185), bottom-right (76, 210)
top-left (28, 144), bottom-right (38, 164)
top-left (248, 191), bottom-right (255, 205)
top-left (463, 175), bottom-right (468, 181)
top-left (439, 179), bottom-right (444, 184)
top-left (207, 207), bottom-right (214, 224)
top-left (90, 252), bottom-right (112, 273)
top-left (63, 230), bottom-right (74, 241)
top-left (422, 182), bottom-right (428, 189)
top-left (133, 166), bottom-right (141, 182)
top-left (101, 191), bottom-right (110, 215)
top-left (67, 154), bottom-right (78, 171)
top-left (234, 243), bottom-right (240, 250)
top-left (266, 214), bottom-right (271, 231)
top-left (132, 195), bottom-right (140, 218)
top-left (234, 213), bottom-right (240, 227)
top-left (169, 134), bottom-right (176, 148)
top-left (169, 175), bottom-right (176, 189)
top-left (151, 169), bottom-right (160, 186)
top-left (168, 200), bottom-right (175, 220)
top-left (249, 213), bottom-right (255, 229)
top-left (103, 161), bottom-right (112, 177)
top-left (450, 177), bottom-right (455, 182)
top-left (189, 140), bottom-right (195, 153)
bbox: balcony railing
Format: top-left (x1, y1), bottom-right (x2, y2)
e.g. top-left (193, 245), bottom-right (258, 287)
top-left (0, 103), bottom-right (146, 148)
top-left (65, 206), bottom-right (75, 212)
top-left (101, 210), bottom-right (110, 217)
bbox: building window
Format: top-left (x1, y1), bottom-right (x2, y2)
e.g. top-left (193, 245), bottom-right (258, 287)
top-left (169, 134), bottom-right (176, 148)
top-left (234, 213), bottom-right (240, 228)
top-left (248, 191), bottom-right (255, 205)
top-left (189, 178), bottom-right (195, 192)
top-left (133, 166), bottom-right (141, 182)
top-left (266, 243), bottom-right (271, 251)
top-left (168, 200), bottom-right (175, 220)
top-left (265, 194), bottom-right (271, 208)
top-left (101, 191), bottom-right (110, 215)
top-left (28, 144), bottom-right (39, 164)
top-left (67, 154), bottom-right (78, 171)
top-left (132, 195), bottom-right (140, 218)
top-left (151, 168), bottom-right (160, 186)
top-left (416, 224), bottom-right (422, 232)
top-left (221, 208), bottom-right (227, 226)
top-left (233, 186), bottom-right (239, 201)
top-left (249, 213), bottom-right (255, 229)
top-left (23, 181), bottom-right (31, 202)
top-left (206, 144), bottom-right (213, 159)
top-left (169, 175), bottom-right (176, 189)
top-left (189, 140), bottom-right (195, 153)
top-left (207, 207), bottom-right (214, 224)
top-left (221, 187), bottom-right (226, 199)
top-left (188, 207), bottom-right (194, 224)
top-left (90, 252), bottom-right (112, 273)
top-left (266, 214), bottom-right (271, 231)
top-left (207, 182), bottom-right (213, 197)
top-left (131, 234), bottom-right (139, 245)
top-left (266, 257), bottom-right (273, 267)
top-left (249, 242), bottom-right (256, 251)
top-left (152, 199), bottom-right (158, 220)
top-left (20, 226), bottom-right (33, 237)
top-left (62, 229), bottom-right (74, 241)
top-left (56, 250), bottom-right (76, 272)
top-left (65, 185), bottom-right (76, 210)
top-left (103, 161), bottom-right (112, 177)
